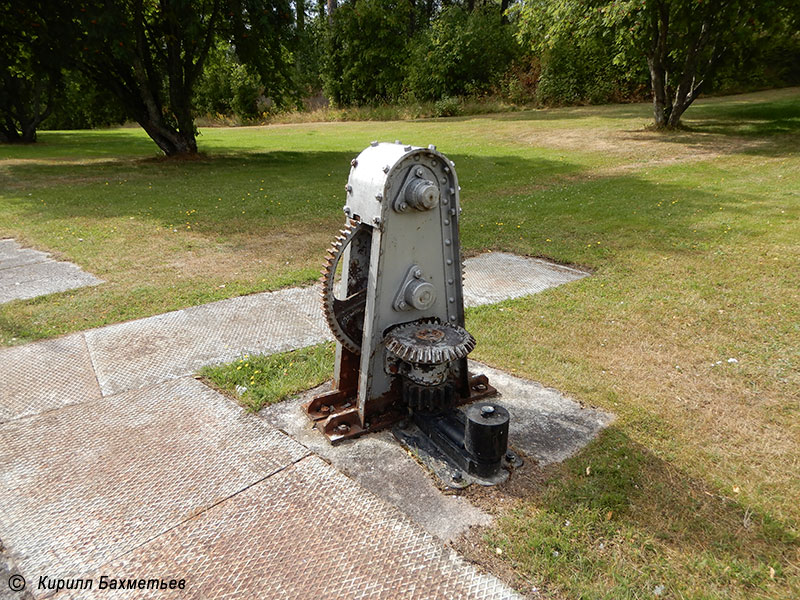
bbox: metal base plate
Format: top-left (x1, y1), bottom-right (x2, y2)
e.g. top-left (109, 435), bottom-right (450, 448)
top-left (393, 418), bottom-right (523, 489)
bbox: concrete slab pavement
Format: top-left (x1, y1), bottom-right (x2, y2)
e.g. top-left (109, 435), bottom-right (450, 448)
top-left (0, 239), bottom-right (102, 304)
top-left (0, 252), bottom-right (594, 600)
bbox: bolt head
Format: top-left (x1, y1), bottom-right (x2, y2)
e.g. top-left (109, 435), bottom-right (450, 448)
top-left (375, 192), bottom-right (383, 201)
top-left (399, 300), bottom-right (408, 309)
top-left (370, 140), bottom-right (379, 147)
top-left (415, 168), bottom-right (424, 177)
top-left (428, 144), bottom-right (437, 151)
top-left (351, 159), bottom-right (358, 168)
top-left (481, 405), bottom-right (496, 417)
top-left (383, 165), bottom-right (390, 173)
top-left (404, 145), bottom-right (412, 151)
top-left (343, 206), bottom-right (351, 215)
top-left (373, 216), bottom-right (382, 225)
top-left (413, 269), bottom-right (422, 278)
top-left (399, 202), bottom-right (408, 211)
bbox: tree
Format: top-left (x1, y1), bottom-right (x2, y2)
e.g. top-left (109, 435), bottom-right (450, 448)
top-left (73, 0), bottom-right (295, 155)
top-left (0, 2), bottom-right (73, 143)
top-left (514, 0), bottom-right (789, 128)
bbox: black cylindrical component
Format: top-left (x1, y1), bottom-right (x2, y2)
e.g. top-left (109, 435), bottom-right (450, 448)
top-left (464, 403), bottom-right (510, 477)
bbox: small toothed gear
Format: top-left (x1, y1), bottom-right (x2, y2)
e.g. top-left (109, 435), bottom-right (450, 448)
top-left (403, 380), bottom-right (455, 414)
top-left (384, 318), bottom-right (475, 365)
top-left (321, 219), bottom-right (368, 354)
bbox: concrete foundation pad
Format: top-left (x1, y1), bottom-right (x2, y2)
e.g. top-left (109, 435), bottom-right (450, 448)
top-left (261, 383), bottom-right (494, 542)
top-left (475, 363), bottom-right (614, 465)
top-left (0, 334), bottom-right (102, 422)
top-left (261, 361), bottom-right (613, 543)
top-left (59, 456), bottom-right (520, 600)
top-left (0, 378), bottom-right (308, 589)
top-left (0, 239), bottom-right (102, 304)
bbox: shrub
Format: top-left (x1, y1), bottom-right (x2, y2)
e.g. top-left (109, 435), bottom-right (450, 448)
top-left (322, 0), bottom-right (412, 106)
top-left (405, 6), bottom-right (517, 102)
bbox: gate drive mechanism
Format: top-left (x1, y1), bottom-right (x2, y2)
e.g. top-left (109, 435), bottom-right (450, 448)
top-left (303, 141), bottom-right (520, 484)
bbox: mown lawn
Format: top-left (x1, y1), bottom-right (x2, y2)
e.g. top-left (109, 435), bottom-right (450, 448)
top-left (1, 87), bottom-right (798, 599)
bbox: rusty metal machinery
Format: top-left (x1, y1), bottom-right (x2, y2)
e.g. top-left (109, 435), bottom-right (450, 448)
top-left (304, 141), bottom-right (520, 484)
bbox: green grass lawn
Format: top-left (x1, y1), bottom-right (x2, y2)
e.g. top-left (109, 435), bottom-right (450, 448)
top-left (2, 87), bottom-right (798, 599)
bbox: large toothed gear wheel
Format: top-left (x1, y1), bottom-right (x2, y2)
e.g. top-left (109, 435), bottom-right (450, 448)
top-left (384, 318), bottom-right (475, 365)
top-left (321, 219), bottom-right (369, 354)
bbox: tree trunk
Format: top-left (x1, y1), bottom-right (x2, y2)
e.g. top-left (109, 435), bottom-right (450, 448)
top-left (138, 115), bottom-right (197, 156)
top-left (326, 0), bottom-right (337, 24)
top-left (297, 0), bottom-right (305, 32)
top-left (648, 56), bottom-right (670, 128)
top-left (647, 1), bottom-right (672, 129)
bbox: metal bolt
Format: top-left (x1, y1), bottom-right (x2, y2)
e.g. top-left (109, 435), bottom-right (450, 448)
top-left (399, 202), bottom-right (408, 211)
top-left (449, 187), bottom-right (455, 195)
top-left (395, 139), bottom-right (401, 144)
top-left (481, 405), bottom-right (495, 417)
top-left (343, 206), bottom-right (351, 215)
top-left (452, 470), bottom-right (463, 482)
top-left (443, 197), bottom-right (449, 205)
top-left (336, 423), bottom-right (350, 432)
top-left (505, 451), bottom-right (514, 461)
top-left (444, 239), bottom-right (451, 246)
top-left (404, 145), bottom-right (412, 151)
top-left (413, 269), bottom-right (422, 278)
top-left (375, 192), bottom-right (383, 201)
top-left (415, 168), bottom-right (424, 177)
top-left (448, 278), bottom-right (453, 284)
top-left (449, 315), bottom-right (456, 321)
top-left (351, 159), bottom-right (358, 168)
top-left (383, 165), bottom-right (390, 173)
top-left (450, 208), bottom-right (456, 216)
top-left (399, 300), bottom-right (407, 309)
top-left (373, 216), bottom-right (382, 226)
top-left (428, 144), bottom-right (437, 150)
top-left (446, 259), bottom-right (452, 265)
top-left (345, 184), bottom-right (352, 193)
top-left (444, 166), bottom-right (450, 173)
top-left (450, 160), bottom-right (455, 167)
top-left (371, 140), bottom-right (379, 147)
top-left (444, 219), bottom-right (450, 225)
top-left (449, 297), bottom-right (454, 303)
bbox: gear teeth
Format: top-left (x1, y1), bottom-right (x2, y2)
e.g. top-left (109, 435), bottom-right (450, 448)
top-left (321, 219), bottom-right (365, 354)
top-left (384, 320), bottom-right (475, 366)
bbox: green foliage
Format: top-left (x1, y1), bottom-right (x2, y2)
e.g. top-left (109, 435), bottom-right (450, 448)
top-left (72, 0), bottom-right (295, 153)
top-left (433, 96), bottom-right (462, 117)
top-left (195, 43), bottom-right (268, 121)
top-left (405, 6), bottom-right (517, 101)
top-left (513, 0), bottom-right (795, 123)
top-left (323, 0), bottom-right (412, 106)
top-left (42, 70), bottom-right (126, 130)
top-left (0, 1), bottom-right (75, 141)
top-left (293, 16), bottom-right (327, 97)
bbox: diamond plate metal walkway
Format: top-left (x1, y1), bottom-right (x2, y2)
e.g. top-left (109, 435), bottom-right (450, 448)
top-left (0, 253), bottom-right (588, 599)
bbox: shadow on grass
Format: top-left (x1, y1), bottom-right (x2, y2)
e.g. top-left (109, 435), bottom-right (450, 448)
top-left (1, 145), bottom-right (775, 264)
top-left (496, 427), bottom-right (798, 596)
